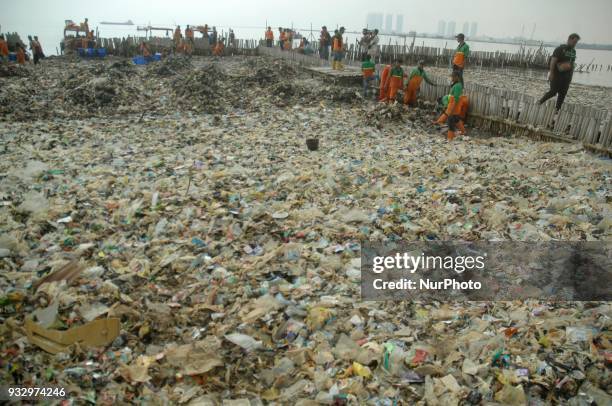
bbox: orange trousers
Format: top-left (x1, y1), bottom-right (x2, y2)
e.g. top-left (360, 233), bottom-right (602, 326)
top-left (387, 76), bottom-right (402, 102)
top-left (378, 65), bottom-right (391, 101)
top-left (403, 76), bottom-right (422, 105)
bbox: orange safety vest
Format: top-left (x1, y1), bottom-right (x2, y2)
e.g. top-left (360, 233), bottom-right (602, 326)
top-left (445, 95), bottom-right (469, 119)
top-left (213, 43), bottom-right (224, 56)
top-left (280, 32), bottom-right (286, 41)
top-left (17, 48), bottom-right (25, 64)
top-left (141, 44), bottom-right (151, 57)
top-left (265, 30), bottom-right (274, 40)
top-left (0, 40), bottom-right (8, 57)
top-left (332, 36), bottom-right (343, 51)
top-left (186, 29), bottom-right (194, 40)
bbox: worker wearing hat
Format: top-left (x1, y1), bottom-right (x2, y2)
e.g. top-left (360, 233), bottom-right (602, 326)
top-left (538, 33), bottom-right (580, 112)
top-left (453, 33), bottom-right (470, 83)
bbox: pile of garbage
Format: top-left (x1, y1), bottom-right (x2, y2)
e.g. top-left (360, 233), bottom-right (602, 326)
top-left (0, 54), bottom-right (610, 404)
top-left (0, 63), bottom-right (30, 78)
top-left (171, 64), bottom-right (227, 113)
top-left (148, 56), bottom-right (193, 77)
top-left (364, 102), bottom-right (408, 128)
top-left (61, 64), bottom-right (140, 113)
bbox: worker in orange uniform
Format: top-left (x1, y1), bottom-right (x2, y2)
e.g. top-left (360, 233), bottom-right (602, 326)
top-left (185, 25), bottom-right (194, 43)
top-left (140, 41), bottom-right (152, 60)
top-left (16, 44), bottom-right (26, 65)
top-left (86, 30), bottom-right (95, 48)
top-left (213, 39), bottom-right (225, 56)
top-left (331, 27), bottom-right (345, 70)
top-left (361, 54), bottom-right (376, 98)
top-left (434, 94), bottom-right (469, 125)
top-left (378, 63), bottom-right (391, 101)
top-left (386, 60), bottom-right (406, 102)
top-left (0, 35), bottom-right (9, 63)
top-left (403, 60), bottom-right (436, 106)
top-left (173, 26), bottom-right (182, 52)
top-left (279, 29), bottom-right (286, 50)
top-left (452, 33), bottom-right (469, 83)
top-left (284, 29), bottom-right (293, 51)
top-left (265, 26), bottom-right (274, 48)
top-left (437, 71), bottom-right (466, 140)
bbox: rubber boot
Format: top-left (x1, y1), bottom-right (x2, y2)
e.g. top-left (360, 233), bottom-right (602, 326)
top-left (332, 61), bottom-right (338, 70)
top-left (457, 120), bottom-right (466, 135)
top-left (338, 62), bottom-right (344, 70)
top-left (447, 130), bottom-right (456, 141)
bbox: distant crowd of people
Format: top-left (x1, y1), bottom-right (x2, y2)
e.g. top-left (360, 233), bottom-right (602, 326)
top-left (0, 33), bottom-right (44, 65)
top-left (138, 24), bottom-right (235, 59)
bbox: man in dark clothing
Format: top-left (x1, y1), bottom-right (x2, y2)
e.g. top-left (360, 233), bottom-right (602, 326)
top-left (538, 33), bottom-right (580, 111)
top-left (319, 26), bottom-right (331, 60)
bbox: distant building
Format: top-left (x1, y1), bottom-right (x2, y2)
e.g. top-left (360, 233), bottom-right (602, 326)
top-left (470, 22), bottom-right (478, 37)
top-left (366, 13), bottom-right (384, 30)
top-left (437, 20), bottom-right (446, 36)
top-left (396, 14), bottom-right (404, 34)
top-left (385, 14), bottom-right (393, 33)
top-left (447, 21), bottom-right (456, 37)
top-left (462, 22), bottom-right (469, 36)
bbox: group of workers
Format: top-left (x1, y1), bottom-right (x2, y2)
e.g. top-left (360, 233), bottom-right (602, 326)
top-left (361, 33), bottom-right (470, 141)
top-left (0, 34), bottom-right (44, 66)
top-left (139, 24), bottom-right (233, 58)
top-left (264, 27), bottom-right (313, 55)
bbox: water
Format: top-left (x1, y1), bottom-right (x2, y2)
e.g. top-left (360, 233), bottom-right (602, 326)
top-left (32, 25), bottom-right (612, 88)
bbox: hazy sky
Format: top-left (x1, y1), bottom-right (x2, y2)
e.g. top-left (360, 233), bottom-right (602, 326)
top-left (3, 0), bottom-right (612, 52)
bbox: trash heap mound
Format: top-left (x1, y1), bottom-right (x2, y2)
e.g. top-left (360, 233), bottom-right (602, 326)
top-left (171, 64), bottom-right (227, 113)
top-left (148, 56), bottom-right (193, 77)
top-left (61, 63), bottom-right (140, 115)
top-left (365, 102), bottom-right (406, 128)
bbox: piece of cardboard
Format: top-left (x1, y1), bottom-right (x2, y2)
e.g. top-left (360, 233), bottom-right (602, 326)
top-left (25, 317), bottom-right (120, 354)
top-left (34, 260), bottom-right (85, 292)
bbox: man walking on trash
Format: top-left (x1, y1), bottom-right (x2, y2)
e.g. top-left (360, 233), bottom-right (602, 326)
top-left (538, 33), bottom-right (580, 114)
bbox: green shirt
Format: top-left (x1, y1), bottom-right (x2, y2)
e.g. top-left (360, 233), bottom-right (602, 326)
top-left (391, 66), bottom-right (404, 78)
top-left (361, 60), bottom-right (375, 76)
top-left (450, 81), bottom-right (463, 101)
top-left (456, 42), bottom-right (470, 57)
top-left (409, 67), bottom-right (429, 81)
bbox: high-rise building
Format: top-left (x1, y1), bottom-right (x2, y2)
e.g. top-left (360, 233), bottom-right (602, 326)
top-left (385, 14), bottom-right (393, 33)
top-left (437, 20), bottom-right (446, 36)
top-left (462, 22), bottom-right (469, 36)
top-left (366, 13), bottom-right (384, 30)
top-left (470, 22), bottom-right (478, 37)
top-left (396, 14), bottom-right (404, 34)
top-left (447, 21), bottom-right (456, 37)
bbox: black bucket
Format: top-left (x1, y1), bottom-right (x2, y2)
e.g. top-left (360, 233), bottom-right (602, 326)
top-left (306, 138), bottom-right (319, 151)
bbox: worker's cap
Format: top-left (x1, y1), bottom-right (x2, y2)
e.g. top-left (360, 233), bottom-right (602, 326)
top-left (322, 26), bottom-right (327, 29)
top-left (455, 33), bottom-right (465, 39)
top-left (568, 33), bottom-right (581, 40)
